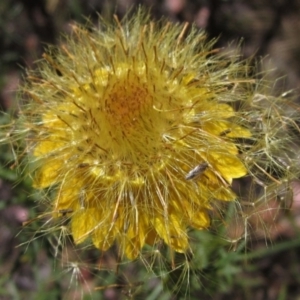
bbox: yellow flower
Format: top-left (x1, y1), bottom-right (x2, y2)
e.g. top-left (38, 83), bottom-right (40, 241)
top-left (21, 10), bottom-right (253, 259)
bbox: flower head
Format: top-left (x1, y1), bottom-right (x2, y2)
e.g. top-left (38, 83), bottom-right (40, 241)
top-left (14, 10), bottom-right (297, 260)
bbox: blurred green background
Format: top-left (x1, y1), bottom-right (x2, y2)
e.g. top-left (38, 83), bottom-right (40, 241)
top-left (1, 0), bottom-right (300, 299)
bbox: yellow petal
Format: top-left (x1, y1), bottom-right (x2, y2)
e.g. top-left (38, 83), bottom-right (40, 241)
top-left (33, 159), bottom-right (63, 188)
top-left (227, 124), bottom-right (251, 138)
top-left (152, 214), bottom-right (188, 253)
top-left (208, 152), bottom-right (247, 183)
top-left (190, 208), bottom-right (210, 229)
top-left (72, 208), bottom-right (102, 244)
top-left (52, 181), bottom-right (81, 213)
top-left (202, 120), bottom-right (251, 139)
top-left (93, 206), bottom-right (125, 252)
top-left (34, 140), bottom-right (65, 157)
top-left (119, 213), bottom-right (149, 259)
top-left (179, 200), bottom-right (210, 229)
top-left (202, 120), bottom-right (232, 136)
top-left (93, 225), bottom-right (115, 251)
top-left (199, 172), bottom-right (237, 201)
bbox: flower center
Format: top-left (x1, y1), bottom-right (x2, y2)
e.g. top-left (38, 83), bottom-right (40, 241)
top-left (90, 62), bottom-right (174, 166)
top-left (104, 73), bottom-right (151, 135)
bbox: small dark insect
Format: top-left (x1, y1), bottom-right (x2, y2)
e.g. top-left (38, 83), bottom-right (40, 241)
top-left (59, 209), bottom-right (73, 215)
top-left (185, 162), bottom-right (209, 180)
top-left (220, 129), bottom-right (231, 136)
top-left (78, 163), bottom-right (90, 168)
top-left (57, 209), bottom-right (74, 218)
